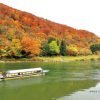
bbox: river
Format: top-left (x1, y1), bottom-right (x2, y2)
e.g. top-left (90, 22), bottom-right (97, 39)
top-left (0, 61), bottom-right (100, 100)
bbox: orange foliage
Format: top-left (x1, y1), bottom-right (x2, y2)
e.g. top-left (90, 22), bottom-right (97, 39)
top-left (0, 19), bottom-right (3, 24)
top-left (0, 3), bottom-right (99, 52)
top-left (21, 37), bottom-right (41, 56)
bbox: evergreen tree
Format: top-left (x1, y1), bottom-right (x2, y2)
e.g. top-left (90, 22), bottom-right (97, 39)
top-left (90, 44), bottom-right (100, 53)
top-left (60, 40), bottom-right (67, 56)
top-left (41, 44), bottom-right (49, 56)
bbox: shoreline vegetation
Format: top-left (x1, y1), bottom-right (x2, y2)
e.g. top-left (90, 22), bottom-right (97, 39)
top-left (0, 55), bottom-right (100, 63)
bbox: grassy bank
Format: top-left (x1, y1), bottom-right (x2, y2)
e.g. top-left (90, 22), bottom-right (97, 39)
top-left (0, 55), bottom-right (100, 63)
top-left (37, 55), bottom-right (100, 62)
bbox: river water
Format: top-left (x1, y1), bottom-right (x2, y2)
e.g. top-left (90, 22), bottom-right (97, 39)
top-left (0, 61), bottom-right (100, 100)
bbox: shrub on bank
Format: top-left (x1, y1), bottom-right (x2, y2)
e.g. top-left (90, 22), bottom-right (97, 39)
top-left (90, 58), bottom-right (95, 61)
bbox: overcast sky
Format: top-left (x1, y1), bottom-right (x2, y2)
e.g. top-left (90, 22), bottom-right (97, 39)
top-left (0, 0), bottom-right (100, 37)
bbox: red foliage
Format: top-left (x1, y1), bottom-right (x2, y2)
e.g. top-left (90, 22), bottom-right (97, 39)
top-left (0, 3), bottom-right (99, 50)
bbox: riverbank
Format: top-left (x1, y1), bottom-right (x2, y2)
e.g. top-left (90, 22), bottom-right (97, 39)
top-left (37, 55), bottom-right (100, 62)
top-left (0, 55), bottom-right (100, 63)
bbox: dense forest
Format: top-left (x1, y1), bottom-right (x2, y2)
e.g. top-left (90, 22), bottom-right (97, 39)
top-left (0, 3), bottom-right (100, 58)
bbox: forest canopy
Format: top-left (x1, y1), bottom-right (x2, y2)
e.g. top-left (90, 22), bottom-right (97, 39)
top-left (0, 3), bottom-right (100, 58)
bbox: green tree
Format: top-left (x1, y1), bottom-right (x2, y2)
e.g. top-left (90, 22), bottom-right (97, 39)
top-left (90, 44), bottom-right (100, 54)
top-left (48, 41), bottom-right (60, 56)
top-left (41, 40), bottom-right (60, 56)
top-left (41, 44), bottom-right (49, 56)
top-left (60, 40), bottom-right (67, 56)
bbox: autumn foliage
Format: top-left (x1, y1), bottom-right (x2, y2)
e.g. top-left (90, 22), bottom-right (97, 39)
top-left (21, 37), bottom-right (41, 56)
top-left (0, 3), bottom-right (100, 58)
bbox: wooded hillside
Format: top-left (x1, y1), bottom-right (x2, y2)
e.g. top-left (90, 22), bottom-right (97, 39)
top-left (0, 3), bottom-right (100, 57)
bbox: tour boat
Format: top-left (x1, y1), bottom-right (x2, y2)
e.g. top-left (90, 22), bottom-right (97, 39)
top-left (0, 68), bottom-right (49, 81)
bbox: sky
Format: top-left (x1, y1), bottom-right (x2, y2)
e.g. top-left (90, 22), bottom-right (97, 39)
top-left (0, 0), bottom-right (100, 37)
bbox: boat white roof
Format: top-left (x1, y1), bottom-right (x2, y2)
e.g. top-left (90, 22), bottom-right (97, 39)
top-left (6, 68), bottom-right (42, 74)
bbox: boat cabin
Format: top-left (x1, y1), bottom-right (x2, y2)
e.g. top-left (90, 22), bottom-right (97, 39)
top-left (6, 68), bottom-right (43, 78)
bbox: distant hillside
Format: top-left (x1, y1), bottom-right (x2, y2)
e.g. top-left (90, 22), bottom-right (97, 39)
top-left (0, 3), bottom-right (100, 57)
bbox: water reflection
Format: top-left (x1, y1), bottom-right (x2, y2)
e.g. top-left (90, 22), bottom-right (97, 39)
top-left (0, 77), bottom-right (43, 88)
top-left (57, 82), bottom-right (100, 100)
top-left (0, 61), bottom-right (100, 100)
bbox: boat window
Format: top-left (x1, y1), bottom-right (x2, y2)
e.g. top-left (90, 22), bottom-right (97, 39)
top-left (18, 73), bottom-right (21, 75)
top-left (34, 70), bottom-right (41, 73)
